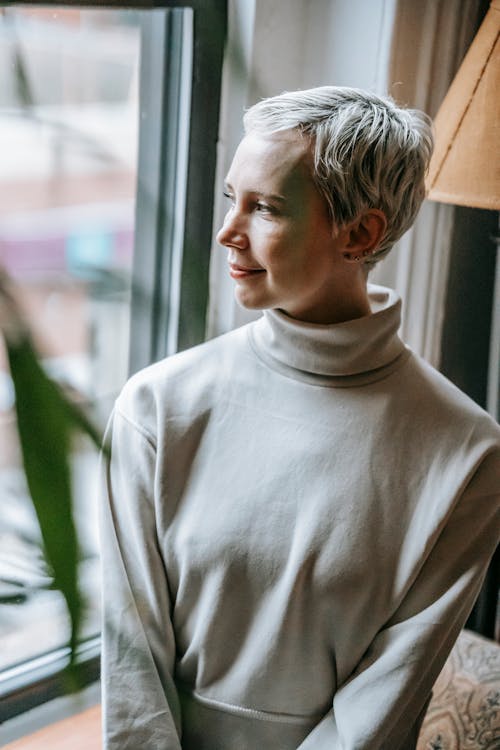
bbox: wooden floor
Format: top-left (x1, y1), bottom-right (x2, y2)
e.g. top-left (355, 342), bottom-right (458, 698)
top-left (3, 705), bottom-right (101, 750)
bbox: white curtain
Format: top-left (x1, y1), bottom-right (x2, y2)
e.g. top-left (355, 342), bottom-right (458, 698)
top-left (371, 0), bottom-right (483, 365)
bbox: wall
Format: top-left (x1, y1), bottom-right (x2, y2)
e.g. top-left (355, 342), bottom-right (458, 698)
top-left (301, 0), bottom-right (396, 91)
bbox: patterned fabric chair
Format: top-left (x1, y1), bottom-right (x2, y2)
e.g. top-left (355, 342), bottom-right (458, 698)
top-left (418, 630), bottom-right (500, 749)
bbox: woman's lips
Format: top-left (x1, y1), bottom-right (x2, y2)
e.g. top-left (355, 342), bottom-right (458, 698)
top-left (229, 263), bottom-right (265, 279)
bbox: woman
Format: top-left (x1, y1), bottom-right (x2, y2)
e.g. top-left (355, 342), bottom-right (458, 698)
top-left (100, 87), bottom-right (500, 749)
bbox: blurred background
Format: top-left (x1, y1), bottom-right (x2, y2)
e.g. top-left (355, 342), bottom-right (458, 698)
top-left (0, 5), bottom-right (139, 673)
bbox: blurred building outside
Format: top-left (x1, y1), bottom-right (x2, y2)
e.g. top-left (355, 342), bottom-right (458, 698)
top-left (0, 6), bottom-right (141, 671)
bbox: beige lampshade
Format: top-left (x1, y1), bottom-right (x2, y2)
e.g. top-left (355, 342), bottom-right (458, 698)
top-left (426, 0), bottom-right (500, 209)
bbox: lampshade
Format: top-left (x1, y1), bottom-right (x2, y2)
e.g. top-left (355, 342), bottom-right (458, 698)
top-left (426, 0), bottom-right (500, 210)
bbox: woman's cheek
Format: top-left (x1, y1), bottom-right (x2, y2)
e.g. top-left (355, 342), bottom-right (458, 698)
top-left (265, 221), bottom-right (294, 249)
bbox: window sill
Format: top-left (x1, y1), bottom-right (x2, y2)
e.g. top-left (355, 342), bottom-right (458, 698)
top-left (2, 704), bottom-right (101, 750)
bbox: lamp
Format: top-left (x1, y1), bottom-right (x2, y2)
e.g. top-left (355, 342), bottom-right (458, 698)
top-left (426, 0), bottom-right (500, 210)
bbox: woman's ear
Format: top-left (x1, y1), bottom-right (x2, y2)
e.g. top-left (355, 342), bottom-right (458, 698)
top-left (341, 210), bottom-right (387, 263)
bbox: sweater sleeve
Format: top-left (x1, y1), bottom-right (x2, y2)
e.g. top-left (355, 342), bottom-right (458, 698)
top-left (296, 450), bottom-right (500, 750)
top-left (100, 407), bottom-right (182, 750)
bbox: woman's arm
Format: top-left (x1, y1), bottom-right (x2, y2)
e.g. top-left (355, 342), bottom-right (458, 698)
top-left (297, 450), bottom-right (500, 750)
top-left (100, 407), bottom-right (182, 750)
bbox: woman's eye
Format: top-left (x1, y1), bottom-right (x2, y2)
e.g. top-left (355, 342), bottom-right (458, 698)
top-left (255, 202), bottom-right (275, 214)
top-left (223, 191), bottom-right (235, 206)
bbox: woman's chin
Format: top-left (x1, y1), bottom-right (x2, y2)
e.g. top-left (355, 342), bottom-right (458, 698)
top-left (234, 287), bottom-right (269, 311)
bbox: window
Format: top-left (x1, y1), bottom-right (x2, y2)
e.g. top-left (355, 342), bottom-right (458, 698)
top-left (0, 0), bottom-right (226, 721)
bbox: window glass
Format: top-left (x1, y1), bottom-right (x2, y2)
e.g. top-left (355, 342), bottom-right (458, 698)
top-left (0, 6), bottom-right (141, 671)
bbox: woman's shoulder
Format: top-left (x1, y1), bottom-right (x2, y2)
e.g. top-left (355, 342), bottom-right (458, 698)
top-left (114, 324), bottom-right (251, 433)
top-left (399, 350), bottom-right (500, 447)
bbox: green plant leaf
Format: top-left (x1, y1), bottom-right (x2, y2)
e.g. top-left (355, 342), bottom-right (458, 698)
top-left (0, 268), bottom-right (110, 685)
top-left (4, 331), bottom-right (108, 684)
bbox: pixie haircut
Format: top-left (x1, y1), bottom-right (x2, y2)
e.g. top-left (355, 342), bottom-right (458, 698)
top-left (243, 86), bottom-right (434, 267)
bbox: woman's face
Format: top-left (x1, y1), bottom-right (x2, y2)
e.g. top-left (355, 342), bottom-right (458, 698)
top-left (216, 130), bottom-right (358, 324)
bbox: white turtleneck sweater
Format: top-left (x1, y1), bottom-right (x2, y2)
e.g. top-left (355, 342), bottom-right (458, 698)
top-left (100, 285), bottom-right (500, 750)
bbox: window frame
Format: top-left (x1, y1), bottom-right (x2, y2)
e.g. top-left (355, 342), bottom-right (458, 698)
top-left (129, 0), bottom-right (227, 368)
top-left (0, 637), bottom-right (100, 723)
top-left (0, 0), bottom-right (226, 722)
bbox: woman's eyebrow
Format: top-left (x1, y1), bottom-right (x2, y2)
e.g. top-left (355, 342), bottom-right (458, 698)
top-left (223, 181), bottom-right (287, 203)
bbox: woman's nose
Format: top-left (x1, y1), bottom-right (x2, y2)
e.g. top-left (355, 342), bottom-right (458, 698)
top-left (216, 208), bottom-right (248, 250)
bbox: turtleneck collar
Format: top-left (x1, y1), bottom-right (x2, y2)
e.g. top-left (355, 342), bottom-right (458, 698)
top-left (247, 285), bottom-right (410, 387)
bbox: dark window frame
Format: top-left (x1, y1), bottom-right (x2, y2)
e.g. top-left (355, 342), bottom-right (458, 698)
top-left (129, 0), bottom-right (227, 368)
top-left (0, 0), bottom-right (226, 722)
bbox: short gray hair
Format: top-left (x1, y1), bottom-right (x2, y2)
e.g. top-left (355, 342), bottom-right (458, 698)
top-left (243, 86), bottom-right (434, 267)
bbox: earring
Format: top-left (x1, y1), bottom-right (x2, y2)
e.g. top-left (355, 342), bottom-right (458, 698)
top-left (343, 252), bottom-right (368, 262)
